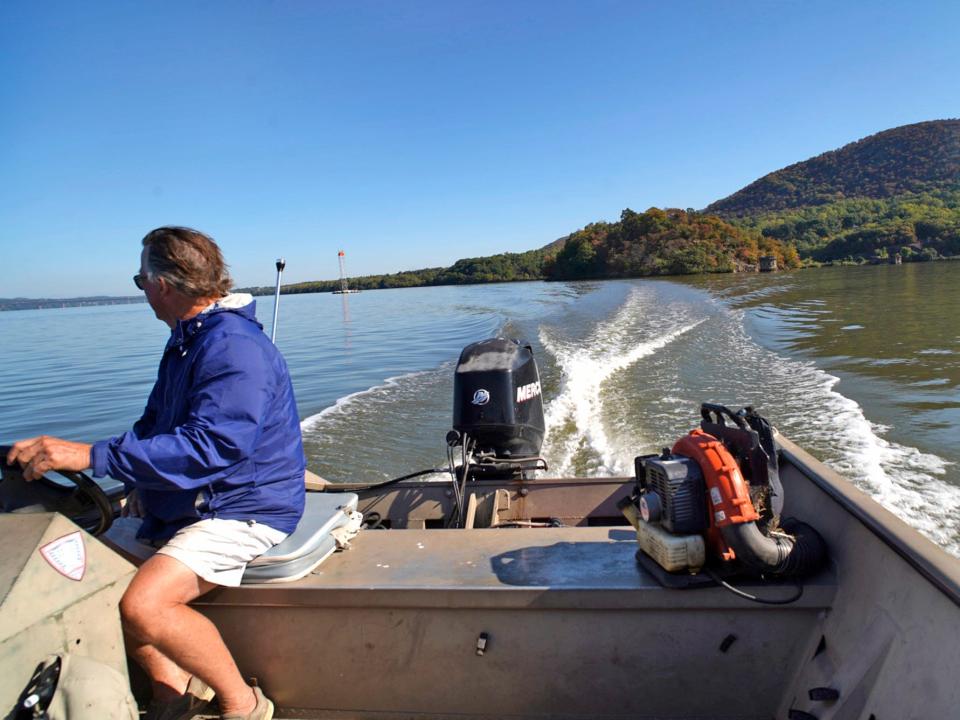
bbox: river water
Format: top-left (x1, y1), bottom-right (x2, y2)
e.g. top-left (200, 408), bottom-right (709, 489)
top-left (1, 263), bottom-right (957, 555)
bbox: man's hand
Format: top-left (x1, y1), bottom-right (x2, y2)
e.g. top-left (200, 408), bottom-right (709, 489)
top-left (6, 436), bottom-right (93, 482)
top-left (122, 488), bottom-right (145, 518)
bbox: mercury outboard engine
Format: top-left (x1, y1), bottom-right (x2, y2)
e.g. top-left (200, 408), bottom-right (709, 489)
top-left (447, 337), bottom-right (546, 525)
top-left (452, 338), bottom-right (545, 469)
top-left (445, 338), bottom-right (546, 522)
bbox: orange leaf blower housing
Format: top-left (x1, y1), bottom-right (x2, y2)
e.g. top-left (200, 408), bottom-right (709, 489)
top-left (672, 429), bottom-right (759, 562)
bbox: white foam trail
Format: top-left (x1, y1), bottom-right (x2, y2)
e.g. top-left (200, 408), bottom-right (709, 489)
top-left (540, 289), bottom-right (703, 475)
top-left (725, 310), bottom-right (960, 554)
top-left (300, 369), bottom-right (434, 431)
top-left (775, 364), bottom-right (960, 553)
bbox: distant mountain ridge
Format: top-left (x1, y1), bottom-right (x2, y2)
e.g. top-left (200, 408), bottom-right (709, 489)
top-left (704, 120), bottom-right (960, 262)
top-left (706, 120), bottom-right (960, 217)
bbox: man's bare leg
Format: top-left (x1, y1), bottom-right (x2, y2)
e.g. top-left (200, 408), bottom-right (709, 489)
top-left (125, 630), bottom-right (192, 702)
top-left (120, 554), bottom-right (257, 716)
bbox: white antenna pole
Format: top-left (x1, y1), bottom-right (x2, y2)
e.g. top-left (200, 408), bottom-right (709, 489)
top-left (271, 258), bottom-right (285, 343)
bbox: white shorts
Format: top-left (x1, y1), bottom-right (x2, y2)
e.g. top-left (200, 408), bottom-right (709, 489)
top-left (156, 518), bottom-right (288, 587)
top-left (102, 516), bottom-right (287, 587)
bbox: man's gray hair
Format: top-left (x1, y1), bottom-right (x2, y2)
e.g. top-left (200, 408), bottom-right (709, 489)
top-left (142, 227), bottom-right (232, 299)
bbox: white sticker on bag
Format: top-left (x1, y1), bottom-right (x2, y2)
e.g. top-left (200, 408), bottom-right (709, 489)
top-left (40, 531), bottom-right (87, 581)
top-left (709, 487), bottom-right (723, 506)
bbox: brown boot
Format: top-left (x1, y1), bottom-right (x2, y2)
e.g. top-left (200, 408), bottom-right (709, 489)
top-left (220, 686), bottom-right (273, 720)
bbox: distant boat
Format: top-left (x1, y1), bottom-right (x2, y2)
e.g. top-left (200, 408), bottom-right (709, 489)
top-left (332, 249), bottom-right (361, 294)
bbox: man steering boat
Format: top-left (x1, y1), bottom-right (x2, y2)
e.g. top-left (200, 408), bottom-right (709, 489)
top-left (6, 226), bottom-right (304, 720)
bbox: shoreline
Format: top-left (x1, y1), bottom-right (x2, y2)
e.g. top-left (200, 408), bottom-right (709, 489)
top-left (4, 255), bottom-right (958, 312)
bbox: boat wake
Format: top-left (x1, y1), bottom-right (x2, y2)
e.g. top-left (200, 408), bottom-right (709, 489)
top-left (539, 287), bottom-right (704, 476)
top-left (718, 307), bottom-right (960, 555)
top-left (300, 369), bottom-right (438, 432)
top-left (765, 354), bottom-right (960, 555)
top-left (299, 367), bottom-right (453, 483)
top-left (536, 282), bottom-right (959, 555)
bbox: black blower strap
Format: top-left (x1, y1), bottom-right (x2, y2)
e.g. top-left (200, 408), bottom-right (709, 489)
top-left (699, 403), bottom-right (785, 520)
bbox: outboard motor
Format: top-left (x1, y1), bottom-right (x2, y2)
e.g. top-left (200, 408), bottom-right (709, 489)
top-left (452, 337), bottom-right (545, 468)
top-left (445, 339), bottom-right (547, 526)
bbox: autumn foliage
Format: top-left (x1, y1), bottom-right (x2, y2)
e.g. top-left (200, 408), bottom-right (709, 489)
top-left (545, 208), bottom-right (799, 280)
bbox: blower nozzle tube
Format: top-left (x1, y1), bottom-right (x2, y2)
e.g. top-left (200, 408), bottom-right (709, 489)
top-left (720, 519), bottom-right (826, 577)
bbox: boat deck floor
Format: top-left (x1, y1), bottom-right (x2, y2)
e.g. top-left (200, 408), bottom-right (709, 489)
top-left (187, 527), bottom-right (837, 719)
top-left (202, 525), bottom-right (836, 610)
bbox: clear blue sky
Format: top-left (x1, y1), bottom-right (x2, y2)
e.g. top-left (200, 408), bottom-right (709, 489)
top-left (2, 0), bottom-right (958, 297)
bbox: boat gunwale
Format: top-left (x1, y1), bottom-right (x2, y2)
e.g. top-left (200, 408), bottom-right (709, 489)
top-left (777, 434), bottom-right (960, 608)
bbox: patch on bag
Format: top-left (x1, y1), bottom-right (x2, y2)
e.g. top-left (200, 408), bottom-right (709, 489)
top-left (40, 531), bottom-right (86, 581)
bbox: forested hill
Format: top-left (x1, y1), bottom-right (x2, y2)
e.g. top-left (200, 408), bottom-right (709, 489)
top-left (706, 120), bottom-right (960, 217)
top-left (702, 120), bottom-right (960, 262)
top-left (546, 208), bottom-right (798, 280)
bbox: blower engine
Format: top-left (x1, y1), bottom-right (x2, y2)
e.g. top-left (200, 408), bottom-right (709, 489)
top-left (449, 337), bottom-right (546, 480)
top-left (621, 403), bottom-right (825, 580)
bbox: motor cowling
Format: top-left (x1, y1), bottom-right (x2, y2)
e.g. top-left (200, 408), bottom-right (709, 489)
top-left (453, 338), bottom-right (545, 460)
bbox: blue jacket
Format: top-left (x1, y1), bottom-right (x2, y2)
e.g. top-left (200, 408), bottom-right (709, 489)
top-left (91, 295), bottom-right (306, 542)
